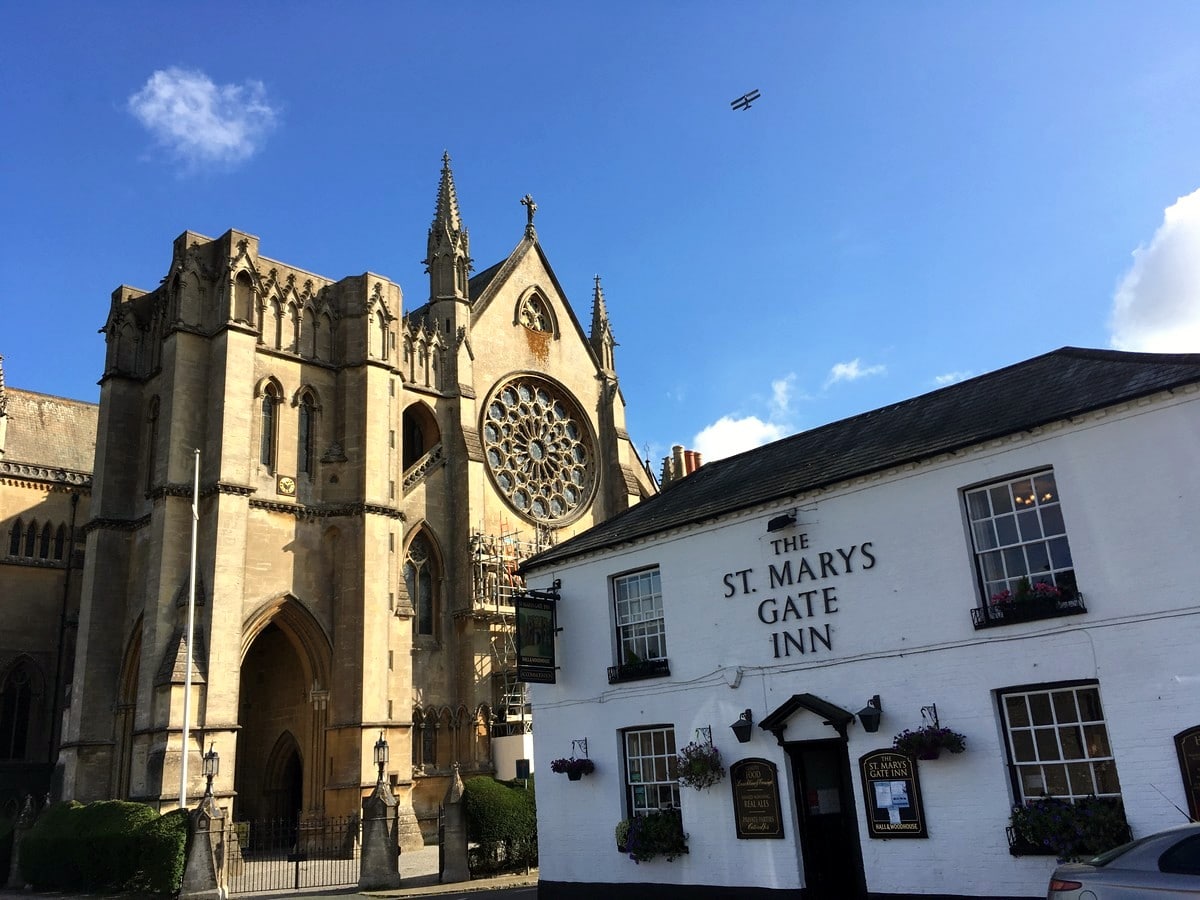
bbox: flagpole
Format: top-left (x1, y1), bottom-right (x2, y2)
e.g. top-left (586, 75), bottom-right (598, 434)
top-left (180, 448), bottom-right (199, 808)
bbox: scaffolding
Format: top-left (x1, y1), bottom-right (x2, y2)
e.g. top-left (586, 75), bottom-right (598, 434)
top-left (470, 527), bottom-right (554, 738)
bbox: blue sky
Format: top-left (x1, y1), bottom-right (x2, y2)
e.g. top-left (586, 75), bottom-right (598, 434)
top-left (5, 3), bottom-right (1200, 466)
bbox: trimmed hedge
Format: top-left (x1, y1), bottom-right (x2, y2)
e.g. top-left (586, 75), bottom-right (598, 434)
top-left (462, 775), bottom-right (537, 875)
top-left (129, 808), bottom-right (189, 895)
top-left (20, 800), bottom-right (186, 894)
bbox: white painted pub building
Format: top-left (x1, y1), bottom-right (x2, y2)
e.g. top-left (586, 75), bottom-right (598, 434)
top-left (522, 348), bottom-right (1200, 899)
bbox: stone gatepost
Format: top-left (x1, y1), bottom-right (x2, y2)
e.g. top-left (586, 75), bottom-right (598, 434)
top-left (179, 795), bottom-right (226, 900)
top-left (359, 780), bottom-right (401, 890)
top-left (5, 794), bottom-right (36, 889)
top-left (439, 762), bottom-right (469, 883)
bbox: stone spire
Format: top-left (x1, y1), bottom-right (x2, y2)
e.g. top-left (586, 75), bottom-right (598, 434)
top-left (589, 276), bottom-right (616, 374)
top-left (0, 355), bottom-right (7, 457)
top-left (423, 152), bottom-right (471, 303)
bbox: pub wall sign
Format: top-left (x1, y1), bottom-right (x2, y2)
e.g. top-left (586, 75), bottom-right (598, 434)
top-left (859, 749), bottom-right (928, 839)
top-left (1175, 725), bottom-right (1200, 821)
top-left (730, 758), bottom-right (785, 839)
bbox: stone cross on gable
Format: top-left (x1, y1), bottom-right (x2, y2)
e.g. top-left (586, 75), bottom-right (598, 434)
top-left (521, 194), bottom-right (537, 236)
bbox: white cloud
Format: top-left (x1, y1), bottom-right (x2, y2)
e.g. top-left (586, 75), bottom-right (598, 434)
top-left (693, 415), bottom-right (788, 462)
top-left (769, 374), bottom-right (796, 419)
top-left (824, 358), bottom-right (886, 388)
top-left (128, 68), bottom-right (279, 168)
top-left (934, 370), bottom-right (972, 386)
top-left (1110, 187), bottom-right (1200, 352)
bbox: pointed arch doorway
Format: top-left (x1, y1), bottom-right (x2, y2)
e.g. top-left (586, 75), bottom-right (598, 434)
top-left (236, 598), bottom-right (332, 823)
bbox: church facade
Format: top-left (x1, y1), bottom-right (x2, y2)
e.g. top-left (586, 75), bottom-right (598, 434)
top-left (3, 156), bottom-right (653, 841)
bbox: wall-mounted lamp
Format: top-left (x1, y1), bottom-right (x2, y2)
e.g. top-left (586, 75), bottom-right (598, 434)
top-left (730, 708), bottom-right (754, 743)
top-left (856, 695), bottom-right (883, 733)
top-left (920, 703), bottom-right (939, 729)
top-left (766, 512), bottom-right (797, 533)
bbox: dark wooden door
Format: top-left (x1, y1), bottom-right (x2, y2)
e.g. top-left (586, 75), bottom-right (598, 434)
top-left (791, 740), bottom-right (866, 899)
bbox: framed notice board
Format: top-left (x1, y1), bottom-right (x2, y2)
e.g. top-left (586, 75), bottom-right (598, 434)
top-left (859, 749), bottom-right (928, 838)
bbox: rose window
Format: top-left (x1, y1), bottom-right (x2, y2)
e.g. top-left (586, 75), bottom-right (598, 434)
top-left (482, 377), bottom-right (595, 524)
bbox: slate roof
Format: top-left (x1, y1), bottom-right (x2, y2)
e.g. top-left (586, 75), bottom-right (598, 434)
top-left (523, 347), bottom-right (1200, 571)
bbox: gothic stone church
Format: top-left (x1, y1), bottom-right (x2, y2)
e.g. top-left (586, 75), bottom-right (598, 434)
top-left (0, 155), bottom-right (654, 842)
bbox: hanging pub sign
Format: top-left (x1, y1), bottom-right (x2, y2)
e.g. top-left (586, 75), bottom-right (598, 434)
top-left (730, 758), bottom-right (785, 839)
top-left (515, 586), bottom-right (559, 684)
top-left (1175, 725), bottom-right (1200, 821)
top-left (859, 749), bottom-right (928, 838)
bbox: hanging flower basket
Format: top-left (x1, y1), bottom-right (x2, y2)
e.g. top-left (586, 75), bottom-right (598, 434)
top-left (676, 740), bottom-right (726, 790)
top-left (893, 725), bottom-right (966, 760)
top-left (549, 757), bottom-right (595, 780)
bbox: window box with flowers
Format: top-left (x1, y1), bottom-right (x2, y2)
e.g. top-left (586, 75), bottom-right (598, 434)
top-left (675, 740), bottom-right (725, 790)
top-left (893, 725), bottom-right (967, 760)
top-left (972, 578), bottom-right (1087, 630)
top-left (1007, 796), bottom-right (1132, 861)
top-left (614, 809), bottom-right (689, 863)
top-left (549, 757), bottom-right (595, 781)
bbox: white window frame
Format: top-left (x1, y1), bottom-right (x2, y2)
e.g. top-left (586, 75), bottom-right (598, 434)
top-left (612, 568), bottom-right (667, 665)
top-left (964, 469), bottom-right (1077, 604)
top-left (999, 682), bottom-right (1122, 804)
top-left (623, 725), bottom-right (680, 815)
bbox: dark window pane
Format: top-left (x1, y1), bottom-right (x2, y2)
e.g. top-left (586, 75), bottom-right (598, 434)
top-left (1040, 504), bottom-right (1065, 536)
top-left (990, 486), bottom-right (1013, 515)
top-left (1029, 694), bottom-right (1054, 726)
top-left (1035, 729), bottom-right (1061, 761)
top-left (967, 491), bottom-right (991, 521)
top-left (1006, 696), bottom-right (1030, 727)
top-left (1077, 689), bottom-right (1103, 721)
top-left (1033, 472), bottom-right (1057, 504)
top-left (1083, 725), bottom-right (1111, 757)
top-left (996, 515), bottom-right (1019, 546)
top-left (1003, 547), bottom-right (1027, 577)
top-left (1025, 542), bottom-right (1050, 575)
top-left (1011, 479), bottom-right (1035, 508)
top-left (972, 520), bottom-right (997, 551)
top-left (1011, 731), bottom-right (1036, 762)
top-left (1059, 726), bottom-right (1084, 759)
top-left (1049, 537), bottom-right (1073, 569)
top-left (1017, 510), bottom-right (1042, 541)
top-left (1067, 762), bottom-right (1094, 795)
top-left (1052, 692), bottom-right (1079, 723)
top-left (1095, 761), bottom-right (1121, 794)
top-left (1043, 764), bottom-right (1069, 795)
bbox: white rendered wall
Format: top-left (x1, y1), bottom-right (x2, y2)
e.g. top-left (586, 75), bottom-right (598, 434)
top-left (527, 389), bottom-right (1200, 897)
top-left (492, 733), bottom-right (535, 781)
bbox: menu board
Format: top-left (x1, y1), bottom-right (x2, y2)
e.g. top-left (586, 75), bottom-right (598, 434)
top-left (730, 758), bottom-right (785, 839)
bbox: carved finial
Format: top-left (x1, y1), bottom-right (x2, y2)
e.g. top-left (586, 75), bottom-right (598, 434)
top-left (442, 150), bottom-right (451, 167)
top-left (521, 194), bottom-right (537, 237)
top-left (0, 354), bottom-right (7, 418)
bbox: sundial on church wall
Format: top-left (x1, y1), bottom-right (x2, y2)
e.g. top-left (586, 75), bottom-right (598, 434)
top-left (482, 375), bottom-right (597, 525)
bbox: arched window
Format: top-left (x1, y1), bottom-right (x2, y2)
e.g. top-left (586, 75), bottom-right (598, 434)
top-left (234, 273), bottom-right (255, 323)
top-left (404, 533), bottom-right (437, 637)
top-left (145, 397), bottom-right (160, 493)
top-left (38, 523), bottom-right (51, 559)
top-left (411, 709), bottom-right (424, 768)
top-left (53, 524), bottom-right (66, 561)
top-left (23, 521), bottom-right (36, 558)
top-left (7, 519), bottom-right (22, 557)
top-left (0, 664), bottom-right (33, 760)
top-left (375, 310), bottom-right (388, 360)
top-left (298, 393), bottom-right (315, 476)
top-left (260, 385), bottom-right (279, 470)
